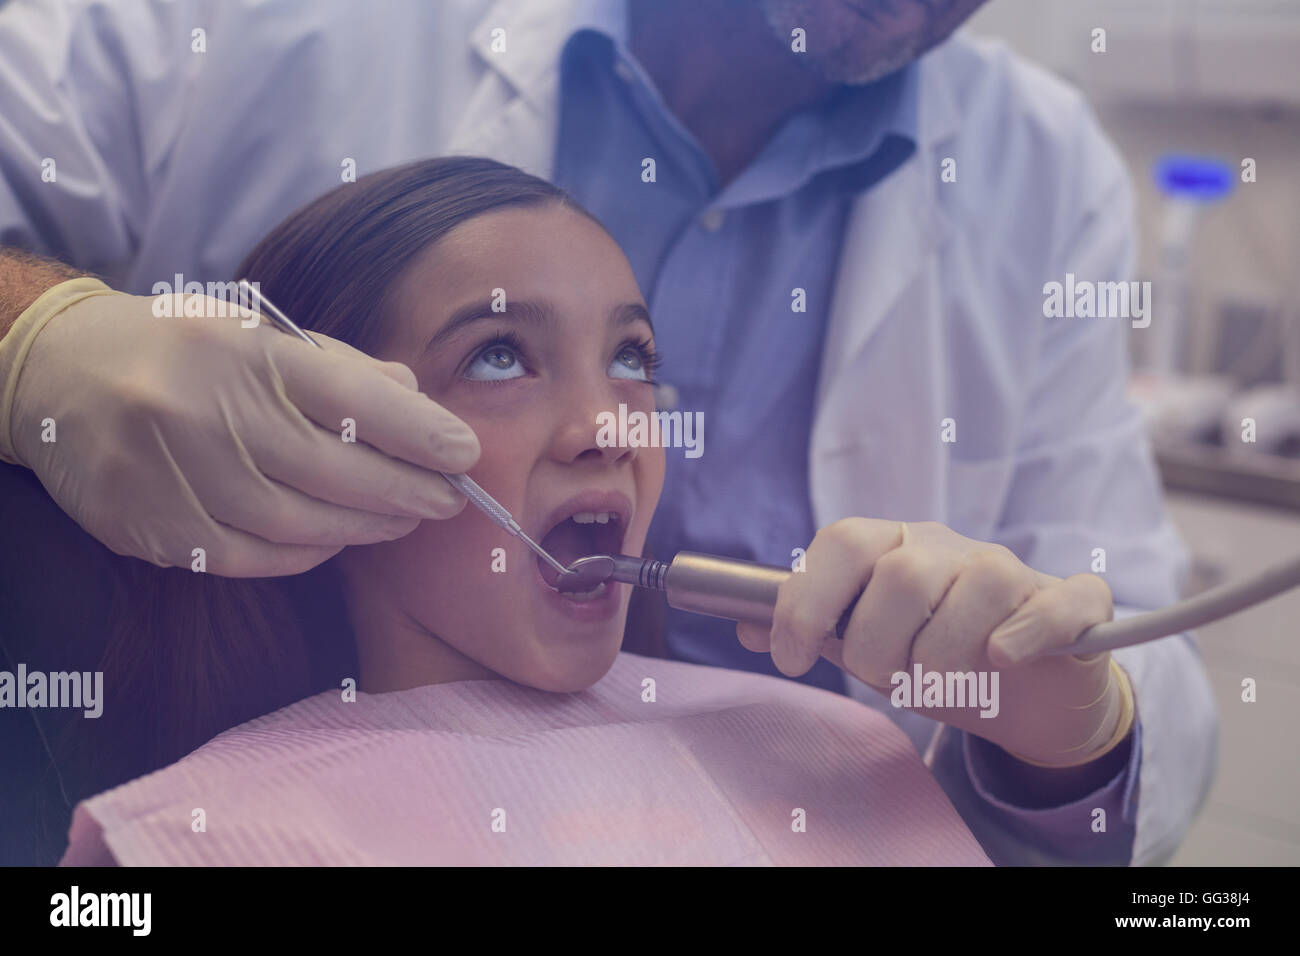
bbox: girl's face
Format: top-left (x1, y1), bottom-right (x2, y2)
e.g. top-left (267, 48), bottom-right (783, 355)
top-left (340, 203), bottom-right (665, 693)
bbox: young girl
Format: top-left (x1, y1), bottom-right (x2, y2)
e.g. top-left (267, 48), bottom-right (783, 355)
top-left (59, 158), bottom-right (989, 866)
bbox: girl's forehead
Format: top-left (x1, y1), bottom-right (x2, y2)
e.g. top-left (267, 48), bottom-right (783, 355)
top-left (389, 211), bottom-right (643, 337)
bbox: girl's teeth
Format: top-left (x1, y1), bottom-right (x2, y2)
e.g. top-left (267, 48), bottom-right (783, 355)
top-left (562, 582), bottom-right (607, 601)
top-left (571, 511), bottom-right (614, 525)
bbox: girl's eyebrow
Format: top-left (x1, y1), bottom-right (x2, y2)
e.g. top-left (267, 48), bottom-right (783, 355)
top-left (613, 303), bottom-right (654, 335)
top-left (422, 299), bottom-right (555, 358)
top-left (421, 300), bottom-right (654, 359)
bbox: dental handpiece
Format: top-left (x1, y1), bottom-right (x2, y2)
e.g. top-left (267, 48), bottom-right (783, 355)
top-left (236, 280), bottom-right (570, 576)
top-left (560, 550), bottom-right (1300, 660)
top-left (562, 552), bottom-right (855, 633)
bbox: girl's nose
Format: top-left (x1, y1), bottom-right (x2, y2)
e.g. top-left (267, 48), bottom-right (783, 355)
top-left (549, 385), bottom-right (646, 466)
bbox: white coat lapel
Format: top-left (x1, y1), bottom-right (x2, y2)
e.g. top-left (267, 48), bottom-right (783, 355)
top-left (810, 48), bottom-right (963, 524)
top-left (816, 47), bottom-right (963, 414)
top-left (445, 75), bottom-right (561, 180)
top-left (444, 0), bottom-right (581, 180)
top-left (817, 161), bottom-right (949, 416)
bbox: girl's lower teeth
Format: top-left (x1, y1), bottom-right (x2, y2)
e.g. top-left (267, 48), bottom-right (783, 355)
top-left (563, 582), bottom-right (607, 602)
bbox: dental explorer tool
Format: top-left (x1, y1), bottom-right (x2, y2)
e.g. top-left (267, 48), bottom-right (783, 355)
top-left (557, 550), bottom-right (1300, 660)
top-left (235, 279), bottom-right (571, 577)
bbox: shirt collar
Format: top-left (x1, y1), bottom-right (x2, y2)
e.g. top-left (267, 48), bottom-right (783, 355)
top-left (567, 0), bottom-right (628, 42)
top-left (785, 63), bottom-right (918, 181)
top-left (562, 0), bottom-right (918, 200)
top-left (563, 0), bottom-right (918, 146)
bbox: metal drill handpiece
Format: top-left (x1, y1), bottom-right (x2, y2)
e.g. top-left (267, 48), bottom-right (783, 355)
top-left (558, 546), bottom-right (1300, 662)
top-left (555, 554), bottom-right (668, 593)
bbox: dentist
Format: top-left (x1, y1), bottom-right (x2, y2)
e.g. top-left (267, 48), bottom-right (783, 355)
top-left (0, 0), bottom-right (1215, 866)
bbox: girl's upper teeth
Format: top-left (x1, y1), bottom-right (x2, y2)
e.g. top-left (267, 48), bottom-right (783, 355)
top-left (572, 511), bottom-right (613, 524)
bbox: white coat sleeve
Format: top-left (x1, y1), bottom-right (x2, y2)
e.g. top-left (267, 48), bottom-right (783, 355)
top-left (928, 97), bottom-right (1218, 866)
top-left (0, 0), bottom-right (190, 275)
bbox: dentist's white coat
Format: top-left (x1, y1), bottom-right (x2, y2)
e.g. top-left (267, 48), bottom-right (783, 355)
top-left (0, 0), bottom-right (1216, 865)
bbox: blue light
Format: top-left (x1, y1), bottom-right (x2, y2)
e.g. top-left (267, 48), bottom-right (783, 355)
top-left (1154, 155), bottom-right (1235, 202)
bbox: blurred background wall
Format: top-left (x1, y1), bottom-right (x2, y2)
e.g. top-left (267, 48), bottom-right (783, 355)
top-left (969, 0), bottom-right (1299, 383)
top-left (968, 0), bottom-right (1300, 866)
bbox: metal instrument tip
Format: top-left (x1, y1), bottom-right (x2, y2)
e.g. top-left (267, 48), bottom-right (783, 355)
top-left (553, 555), bottom-right (617, 593)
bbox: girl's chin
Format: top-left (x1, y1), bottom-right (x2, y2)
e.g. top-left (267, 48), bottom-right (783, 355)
top-left (516, 635), bottom-right (624, 694)
top-left (516, 601), bottom-right (631, 693)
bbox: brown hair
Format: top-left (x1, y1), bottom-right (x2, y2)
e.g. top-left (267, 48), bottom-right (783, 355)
top-left (47, 158), bottom-right (588, 843)
top-left (238, 155), bottom-right (581, 352)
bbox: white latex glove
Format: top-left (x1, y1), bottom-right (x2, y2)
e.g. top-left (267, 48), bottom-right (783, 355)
top-left (0, 278), bottom-right (479, 576)
top-left (738, 518), bottom-right (1135, 769)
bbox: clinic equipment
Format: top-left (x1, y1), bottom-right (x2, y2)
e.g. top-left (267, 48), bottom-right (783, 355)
top-left (235, 280), bottom-right (571, 577)
top-left (1146, 155), bottom-right (1233, 378)
top-left (1128, 156), bottom-right (1236, 446)
top-left (556, 549), bottom-right (1300, 660)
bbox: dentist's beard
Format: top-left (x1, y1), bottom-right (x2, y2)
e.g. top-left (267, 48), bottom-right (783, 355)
top-left (830, 38), bottom-right (923, 84)
top-left (754, 0), bottom-right (955, 85)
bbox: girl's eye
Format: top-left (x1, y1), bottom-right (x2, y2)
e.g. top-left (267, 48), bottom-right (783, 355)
top-left (465, 341), bottom-right (526, 381)
top-left (462, 335), bottom-right (659, 384)
top-left (609, 344), bottom-right (652, 382)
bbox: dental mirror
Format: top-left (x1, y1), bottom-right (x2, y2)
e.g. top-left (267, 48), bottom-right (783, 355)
top-left (554, 555), bottom-right (617, 593)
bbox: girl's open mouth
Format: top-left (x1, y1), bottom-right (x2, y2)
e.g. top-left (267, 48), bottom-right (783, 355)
top-left (533, 493), bottom-right (631, 605)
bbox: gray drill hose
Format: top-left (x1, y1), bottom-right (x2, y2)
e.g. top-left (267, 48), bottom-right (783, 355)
top-left (1039, 552), bottom-right (1300, 657)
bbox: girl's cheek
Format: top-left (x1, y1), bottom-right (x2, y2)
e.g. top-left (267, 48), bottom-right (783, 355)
top-left (641, 446), bottom-right (667, 496)
top-left (617, 448), bottom-right (664, 555)
top-left (471, 422), bottom-right (538, 484)
top-left (438, 378), bottom-right (545, 420)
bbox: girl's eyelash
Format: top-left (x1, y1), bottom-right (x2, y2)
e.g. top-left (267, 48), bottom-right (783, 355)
top-left (625, 335), bottom-right (664, 382)
top-left (460, 331), bottom-right (527, 380)
top-left (479, 330), bottom-right (526, 361)
top-left (464, 333), bottom-right (664, 383)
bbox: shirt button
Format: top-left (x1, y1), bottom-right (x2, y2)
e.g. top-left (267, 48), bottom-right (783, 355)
top-left (613, 59), bottom-right (635, 83)
top-left (699, 209), bottom-right (725, 232)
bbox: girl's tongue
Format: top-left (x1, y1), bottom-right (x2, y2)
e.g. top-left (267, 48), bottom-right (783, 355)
top-left (536, 516), bottom-right (618, 588)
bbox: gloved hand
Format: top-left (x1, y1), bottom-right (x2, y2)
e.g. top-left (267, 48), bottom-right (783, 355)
top-left (0, 278), bottom-right (480, 576)
top-left (737, 518), bottom-right (1134, 769)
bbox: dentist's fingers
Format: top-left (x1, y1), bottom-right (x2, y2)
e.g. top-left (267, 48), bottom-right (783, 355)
top-left (190, 467), bottom-right (424, 548)
top-left (839, 545), bottom-right (964, 688)
top-left (311, 335), bottom-right (421, 389)
top-left (909, 549), bottom-right (1038, 672)
top-left (271, 332), bottom-right (482, 475)
top-left (819, 635), bottom-right (846, 670)
top-left (736, 619), bottom-right (771, 653)
top-left (987, 573), bottom-right (1113, 667)
top-left (204, 524), bottom-right (345, 578)
top-left (769, 518), bottom-right (903, 677)
top-left (244, 412), bottom-right (468, 519)
top-left (742, 618), bottom-right (849, 673)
